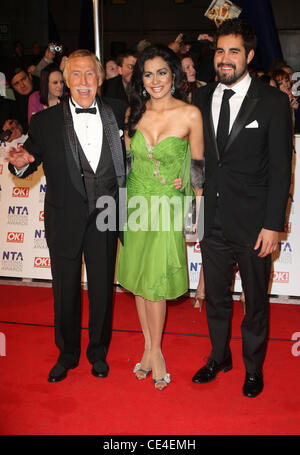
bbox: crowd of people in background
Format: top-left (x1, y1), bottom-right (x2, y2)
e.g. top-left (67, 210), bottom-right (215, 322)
top-left (1, 18), bottom-right (295, 396)
top-left (1, 31), bottom-right (299, 141)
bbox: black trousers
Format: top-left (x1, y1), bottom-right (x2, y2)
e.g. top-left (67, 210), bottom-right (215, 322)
top-left (49, 215), bottom-right (118, 368)
top-left (200, 204), bottom-right (271, 374)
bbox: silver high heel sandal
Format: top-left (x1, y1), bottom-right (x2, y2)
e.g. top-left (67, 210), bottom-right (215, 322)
top-left (133, 362), bottom-right (152, 380)
top-left (153, 373), bottom-right (171, 391)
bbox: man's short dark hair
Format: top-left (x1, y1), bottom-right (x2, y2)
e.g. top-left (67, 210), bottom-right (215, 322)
top-left (214, 18), bottom-right (257, 57)
top-left (8, 67), bottom-right (28, 84)
top-left (116, 51), bottom-right (137, 67)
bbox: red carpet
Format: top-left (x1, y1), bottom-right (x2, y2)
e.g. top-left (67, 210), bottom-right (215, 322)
top-left (0, 283), bottom-right (300, 436)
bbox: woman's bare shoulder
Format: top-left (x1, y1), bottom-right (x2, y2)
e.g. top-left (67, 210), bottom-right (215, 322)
top-left (178, 102), bottom-right (202, 123)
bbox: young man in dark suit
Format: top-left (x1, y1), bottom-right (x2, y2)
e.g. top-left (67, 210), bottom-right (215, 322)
top-left (192, 19), bottom-right (292, 397)
top-left (6, 50), bottom-right (127, 383)
top-left (102, 51), bottom-right (137, 104)
top-left (6, 68), bottom-right (37, 133)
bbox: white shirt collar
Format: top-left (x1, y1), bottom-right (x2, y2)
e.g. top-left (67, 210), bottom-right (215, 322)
top-left (69, 97), bottom-right (98, 112)
top-left (217, 72), bottom-right (252, 96)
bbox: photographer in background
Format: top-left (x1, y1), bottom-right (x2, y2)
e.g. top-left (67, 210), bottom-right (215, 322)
top-left (273, 68), bottom-right (299, 127)
top-left (0, 119), bottom-right (27, 146)
top-left (3, 43), bottom-right (65, 134)
top-left (33, 43), bottom-right (63, 78)
top-left (168, 33), bottom-right (192, 55)
top-left (189, 33), bottom-right (216, 83)
top-left (0, 97), bottom-right (18, 135)
top-left (169, 32), bottom-right (216, 83)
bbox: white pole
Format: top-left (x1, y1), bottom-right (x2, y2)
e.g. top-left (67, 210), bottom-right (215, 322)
top-left (93, 0), bottom-right (101, 61)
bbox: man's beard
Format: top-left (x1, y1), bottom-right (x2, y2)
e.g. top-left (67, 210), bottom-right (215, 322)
top-left (216, 62), bottom-right (247, 85)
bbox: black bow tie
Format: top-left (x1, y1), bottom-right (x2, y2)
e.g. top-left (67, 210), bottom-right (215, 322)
top-left (75, 107), bottom-right (97, 114)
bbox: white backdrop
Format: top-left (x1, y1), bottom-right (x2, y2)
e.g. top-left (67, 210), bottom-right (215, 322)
top-left (0, 135), bottom-right (51, 280)
top-left (0, 135), bottom-right (299, 297)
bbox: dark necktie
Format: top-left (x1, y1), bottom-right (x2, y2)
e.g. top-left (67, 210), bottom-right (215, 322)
top-left (75, 107), bottom-right (97, 114)
top-left (216, 89), bottom-right (235, 156)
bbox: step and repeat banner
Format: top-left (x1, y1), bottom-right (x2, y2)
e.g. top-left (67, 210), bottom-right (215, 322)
top-left (0, 135), bottom-right (51, 280)
top-left (0, 135), bottom-right (299, 296)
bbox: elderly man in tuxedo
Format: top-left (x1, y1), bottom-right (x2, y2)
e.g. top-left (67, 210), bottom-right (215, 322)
top-left (6, 49), bottom-right (126, 382)
top-left (192, 19), bottom-right (292, 397)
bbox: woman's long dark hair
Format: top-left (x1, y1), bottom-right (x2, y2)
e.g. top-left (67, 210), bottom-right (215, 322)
top-left (127, 44), bottom-right (185, 137)
top-left (39, 64), bottom-right (64, 106)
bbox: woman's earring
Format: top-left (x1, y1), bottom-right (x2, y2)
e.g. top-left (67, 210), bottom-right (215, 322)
top-left (171, 83), bottom-right (175, 95)
top-left (142, 88), bottom-right (148, 97)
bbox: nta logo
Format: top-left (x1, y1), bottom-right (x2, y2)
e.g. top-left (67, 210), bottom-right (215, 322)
top-left (2, 251), bottom-right (23, 261)
top-left (8, 206), bottom-right (28, 215)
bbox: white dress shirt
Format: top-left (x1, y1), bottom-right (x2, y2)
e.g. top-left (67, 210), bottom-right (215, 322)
top-left (212, 72), bottom-right (252, 135)
top-left (69, 98), bottom-right (103, 173)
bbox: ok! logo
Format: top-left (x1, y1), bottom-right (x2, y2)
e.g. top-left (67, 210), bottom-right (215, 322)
top-left (12, 187), bottom-right (30, 198)
top-left (34, 257), bottom-right (51, 268)
top-left (6, 232), bottom-right (24, 243)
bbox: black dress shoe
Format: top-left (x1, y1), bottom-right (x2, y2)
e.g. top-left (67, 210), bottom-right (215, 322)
top-left (48, 362), bottom-right (78, 383)
top-left (91, 360), bottom-right (109, 378)
top-left (192, 357), bottom-right (232, 383)
top-left (243, 372), bottom-right (264, 398)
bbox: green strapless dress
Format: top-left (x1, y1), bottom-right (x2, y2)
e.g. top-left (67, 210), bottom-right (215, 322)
top-left (117, 130), bottom-right (193, 301)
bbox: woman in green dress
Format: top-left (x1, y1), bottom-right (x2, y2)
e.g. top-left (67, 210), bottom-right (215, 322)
top-left (117, 45), bottom-right (204, 390)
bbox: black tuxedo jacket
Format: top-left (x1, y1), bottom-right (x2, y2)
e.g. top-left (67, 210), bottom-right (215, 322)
top-left (9, 95), bottom-right (127, 258)
top-left (193, 78), bottom-right (293, 245)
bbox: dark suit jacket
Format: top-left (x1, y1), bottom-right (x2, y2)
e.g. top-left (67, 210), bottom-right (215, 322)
top-left (9, 95), bottom-right (126, 258)
top-left (193, 78), bottom-right (293, 245)
top-left (102, 75), bottom-right (129, 104)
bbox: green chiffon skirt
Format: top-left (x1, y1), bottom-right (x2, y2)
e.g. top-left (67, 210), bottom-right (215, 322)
top-left (117, 130), bottom-right (193, 301)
